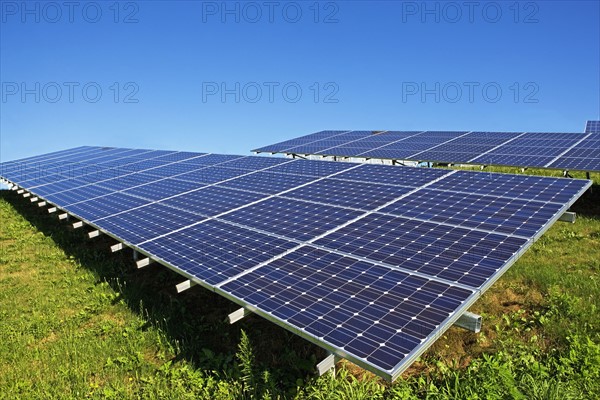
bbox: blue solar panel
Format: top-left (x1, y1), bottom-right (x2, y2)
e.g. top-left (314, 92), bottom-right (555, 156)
top-left (585, 120), bottom-right (600, 133)
top-left (219, 197), bottom-right (363, 241)
top-left (158, 186), bottom-right (267, 217)
top-left (267, 159), bottom-right (357, 177)
top-left (219, 246), bottom-right (474, 371)
top-left (1, 146), bottom-right (592, 382)
top-left (44, 185), bottom-right (113, 207)
top-left (471, 154), bottom-right (557, 168)
top-left (97, 173), bottom-right (165, 191)
top-left (122, 178), bottom-right (205, 201)
top-left (139, 220), bottom-right (298, 285)
top-left (256, 128), bottom-right (599, 171)
top-left (93, 203), bottom-right (203, 245)
top-left (428, 170), bottom-right (587, 204)
top-left (281, 179), bottom-right (414, 211)
top-left (182, 154), bottom-right (245, 166)
top-left (379, 188), bottom-right (565, 238)
top-left (314, 213), bottom-right (528, 288)
top-left (334, 164), bottom-right (451, 187)
top-left (173, 166), bottom-right (249, 184)
top-left (220, 171), bottom-right (317, 194)
top-left (67, 192), bottom-right (151, 221)
top-left (253, 130), bottom-right (351, 153)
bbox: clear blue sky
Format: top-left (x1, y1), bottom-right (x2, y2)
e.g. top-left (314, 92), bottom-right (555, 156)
top-left (1, 0), bottom-right (599, 162)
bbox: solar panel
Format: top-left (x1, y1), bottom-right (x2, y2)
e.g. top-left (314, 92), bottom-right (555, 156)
top-left (255, 128), bottom-right (600, 172)
top-left (585, 120), bottom-right (600, 133)
top-left (1, 146), bottom-right (591, 382)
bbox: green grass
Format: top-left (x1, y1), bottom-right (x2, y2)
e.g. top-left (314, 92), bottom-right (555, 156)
top-left (1, 169), bottom-right (599, 399)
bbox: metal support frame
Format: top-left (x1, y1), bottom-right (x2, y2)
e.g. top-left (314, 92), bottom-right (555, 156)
top-left (228, 307), bottom-right (251, 324)
top-left (111, 243), bottom-right (125, 252)
top-left (480, 165), bottom-right (487, 170)
top-left (454, 311), bottom-right (482, 333)
top-left (88, 230), bottom-right (101, 239)
top-left (521, 167), bottom-right (528, 173)
top-left (176, 280), bottom-right (197, 293)
top-left (558, 211), bottom-right (576, 223)
top-left (132, 250), bottom-right (139, 261)
top-left (317, 353), bottom-right (340, 376)
top-left (136, 257), bottom-right (152, 269)
top-left (72, 221), bottom-right (84, 229)
top-left (563, 170), bottom-right (573, 178)
top-left (586, 172), bottom-right (591, 180)
top-left (38, 201), bottom-right (47, 207)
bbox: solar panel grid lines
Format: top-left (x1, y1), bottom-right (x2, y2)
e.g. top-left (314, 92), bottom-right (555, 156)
top-left (0, 147), bottom-right (116, 180)
top-left (86, 159), bottom-right (298, 225)
top-left (316, 131), bottom-right (426, 157)
top-left (467, 131), bottom-right (529, 163)
top-left (544, 132), bottom-right (595, 168)
top-left (33, 155), bottom-right (296, 216)
top-left (213, 169), bottom-right (460, 289)
top-left (0, 146), bottom-right (96, 170)
top-left (216, 246), bottom-right (477, 377)
top-left (585, 120), bottom-right (600, 133)
top-left (259, 128), bottom-right (599, 172)
top-left (134, 162), bottom-right (365, 247)
top-left (288, 131), bottom-right (384, 156)
top-left (350, 131), bottom-right (429, 157)
top-left (9, 149), bottom-right (211, 193)
top-left (253, 130), bottom-right (353, 153)
top-left (401, 131), bottom-right (474, 159)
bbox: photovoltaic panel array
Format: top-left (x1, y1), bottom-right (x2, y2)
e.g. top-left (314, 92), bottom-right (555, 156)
top-left (254, 128), bottom-right (600, 172)
top-left (0, 146), bottom-right (591, 381)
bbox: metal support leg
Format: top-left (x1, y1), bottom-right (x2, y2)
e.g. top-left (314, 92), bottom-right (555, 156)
top-left (176, 280), bottom-right (197, 293)
top-left (228, 307), bottom-right (251, 324)
top-left (454, 311), bottom-right (482, 333)
top-left (111, 243), bottom-right (125, 252)
top-left (136, 257), bottom-right (152, 268)
top-left (317, 353), bottom-right (340, 376)
top-left (558, 211), bottom-right (576, 223)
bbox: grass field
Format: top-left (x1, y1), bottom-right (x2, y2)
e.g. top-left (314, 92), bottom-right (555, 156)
top-left (1, 168), bottom-right (599, 399)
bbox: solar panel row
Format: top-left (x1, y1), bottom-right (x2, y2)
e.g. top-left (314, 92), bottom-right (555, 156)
top-left (254, 127), bottom-right (600, 172)
top-left (0, 147), bottom-right (591, 381)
